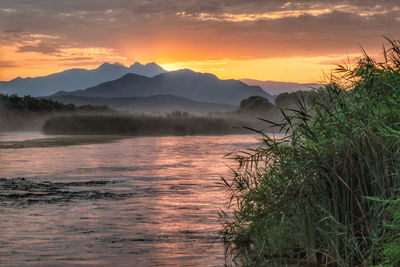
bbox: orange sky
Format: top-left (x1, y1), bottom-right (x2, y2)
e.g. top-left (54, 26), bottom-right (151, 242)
top-left (1, 1), bottom-right (399, 82)
top-left (0, 45), bottom-right (359, 83)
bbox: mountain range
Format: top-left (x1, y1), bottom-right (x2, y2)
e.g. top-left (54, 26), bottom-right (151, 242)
top-left (0, 61), bottom-right (316, 113)
top-left (240, 79), bottom-right (320, 95)
top-left (53, 69), bottom-right (273, 105)
top-left (0, 62), bottom-right (166, 97)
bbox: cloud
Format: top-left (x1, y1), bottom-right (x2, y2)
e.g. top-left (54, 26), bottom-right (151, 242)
top-left (0, 0), bottom-right (400, 61)
top-left (176, 9), bottom-right (333, 22)
top-left (25, 56), bottom-right (94, 62)
top-left (0, 60), bottom-right (19, 68)
top-left (1, 0), bottom-right (400, 81)
top-left (59, 56), bottom-right (94, 61)
top-left (16, 41), bottom-right (62, 54)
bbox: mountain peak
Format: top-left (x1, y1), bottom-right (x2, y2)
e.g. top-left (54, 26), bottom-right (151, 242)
top-left (130, 62), bottom-right (144, 68)
top-left (97, 62), bottom-right (125, 70)
top-left (177, 68), bottom-right (195, 73)
top-left (129, 62), bottom-right (160, 68)
top-left (129, 62), bottom-right (166, 77)
top-left (11, 76), bottom-right (23, 81)
top-left (145, 62), bottom-right (158, 67)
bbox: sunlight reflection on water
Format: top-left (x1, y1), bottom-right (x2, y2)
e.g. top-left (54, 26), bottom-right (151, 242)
top-left (0, 134), bottom-right (263, 266)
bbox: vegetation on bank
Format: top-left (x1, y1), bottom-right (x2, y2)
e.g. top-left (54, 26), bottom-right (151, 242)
top-left (37, 91), bottom-right (308, 137)
top-left (223, 38), bottom-right (400, 266)
top-left (237, 95), bottom-right (274, 113)
top-left (1, 92), bottom-right (313, 133)
top-left (0, 94), bottom-right (111, 113)
top-left (274, 90), bottom-right (318, 109)
top-left (40, 97), bottom-right (285, 136)
top-left (0, 94), bottom-right (112, 131)
top-left (42, 111), bottom-right (249, 136)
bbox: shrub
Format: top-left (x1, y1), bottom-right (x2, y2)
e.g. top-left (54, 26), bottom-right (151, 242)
top-left (238, 96), bottom-right (274, 113)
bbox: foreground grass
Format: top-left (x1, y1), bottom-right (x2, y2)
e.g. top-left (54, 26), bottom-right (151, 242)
top-left (0, 135), bottom-right (125, 149)
top-left (223, 38), bottom-right (400, 266)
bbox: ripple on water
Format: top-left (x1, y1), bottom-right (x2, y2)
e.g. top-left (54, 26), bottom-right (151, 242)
top-left (0, 134), bottom-right (263, 266)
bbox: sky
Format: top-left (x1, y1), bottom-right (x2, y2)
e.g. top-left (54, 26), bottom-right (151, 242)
top-left (0, 0), bottom-right (400, 83)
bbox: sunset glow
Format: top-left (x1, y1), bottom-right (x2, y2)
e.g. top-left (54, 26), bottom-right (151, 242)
top-left (1, 1), bottom-right (399, 82)
top-left (160, 55), bottom-right (360, 83)
top-left (2, 2), bottom-right (400, 266)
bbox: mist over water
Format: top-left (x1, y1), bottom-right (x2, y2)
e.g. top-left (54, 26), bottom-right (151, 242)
top-left (0, 133), bottom-right (258, 266)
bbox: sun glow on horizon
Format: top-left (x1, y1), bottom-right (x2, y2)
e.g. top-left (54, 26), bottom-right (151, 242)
top-left (0, 1), bottom-right (398, 83)
top-left (0, 43), bottom-right (362, 83)
top-left (160, 55), bottom-right (359, 83)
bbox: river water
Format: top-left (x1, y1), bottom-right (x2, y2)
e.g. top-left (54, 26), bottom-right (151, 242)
top-left (0, 133), bottom-right (259, 266)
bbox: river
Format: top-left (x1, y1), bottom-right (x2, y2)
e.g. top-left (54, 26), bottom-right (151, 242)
top-left (0, 133), bottom-right (259, 266)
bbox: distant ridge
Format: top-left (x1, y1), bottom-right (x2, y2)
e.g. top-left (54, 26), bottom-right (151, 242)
top-left (57, 69), bottom-right (274, 105)
top-left (46, 94), bottom-right (237, 114)
top-left (241, 78), bottom-right (320, 95)
top-left (0, 62), bottom-right (166, 97)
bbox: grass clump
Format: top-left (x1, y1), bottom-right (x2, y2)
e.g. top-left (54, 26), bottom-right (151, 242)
top-left (222, 38), bottom-right (400, 266)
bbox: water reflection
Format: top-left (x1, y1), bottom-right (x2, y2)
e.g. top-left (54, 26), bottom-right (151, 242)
top-left (0, 134), bottom-right (259, 266)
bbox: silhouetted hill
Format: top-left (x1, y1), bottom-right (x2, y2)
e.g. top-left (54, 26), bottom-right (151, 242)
top-left (46, 94), bottom-right (237, 114)
top-left (240, 78), bottom-right (320, 95)
top-left (59, 69), bottom-right (273, 105)
top-left (0, 62), bottom-right (166, 97)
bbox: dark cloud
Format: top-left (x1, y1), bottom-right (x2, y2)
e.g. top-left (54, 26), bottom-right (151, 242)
top-left (25, 56), bottom-right (94, 62)
top-left (62, 56), bottom-right (93, 61)
top-left (1, 0), bottom-right (400, 59)
top-left (16, 41), bottom-right (62, 54)
top-left (0, 60), bottom-right (20, 68)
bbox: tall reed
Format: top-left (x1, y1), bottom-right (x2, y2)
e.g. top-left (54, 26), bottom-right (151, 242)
top-left (223, 38), bottom-right (400, 266)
